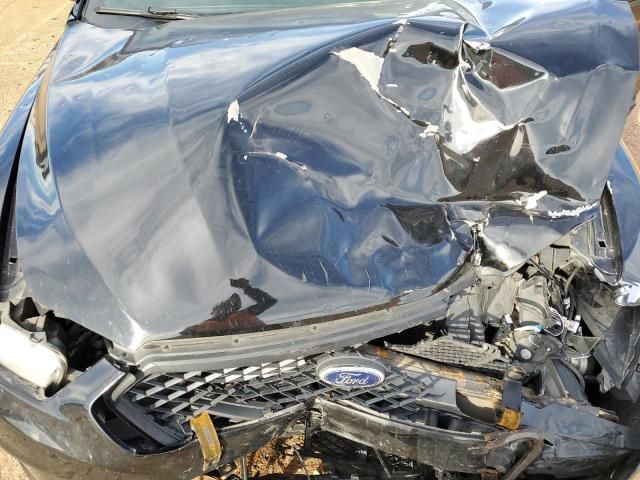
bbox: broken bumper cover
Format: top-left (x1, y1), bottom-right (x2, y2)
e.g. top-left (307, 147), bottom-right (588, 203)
top-left (2, 347), bottom-right (638, 480)
top-left (0, 360), bottom-right (299, 480)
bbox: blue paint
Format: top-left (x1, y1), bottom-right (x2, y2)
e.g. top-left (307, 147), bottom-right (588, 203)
top-left (320, 368), bottom-right (384, 387)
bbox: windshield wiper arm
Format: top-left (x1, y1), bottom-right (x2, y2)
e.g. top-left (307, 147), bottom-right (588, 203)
top-left (95, 6), bottom-right (195, 21)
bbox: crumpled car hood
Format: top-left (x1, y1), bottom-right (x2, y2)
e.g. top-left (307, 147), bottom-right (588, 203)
top-left (14, 0), bottom-right (639, 349)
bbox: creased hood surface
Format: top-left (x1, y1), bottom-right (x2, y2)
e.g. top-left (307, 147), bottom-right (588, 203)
top-left (14, 0), bottom-right (639, 349)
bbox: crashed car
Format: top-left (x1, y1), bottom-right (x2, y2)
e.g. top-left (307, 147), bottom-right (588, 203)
top-left (1, 0), bottom-right (640, 478)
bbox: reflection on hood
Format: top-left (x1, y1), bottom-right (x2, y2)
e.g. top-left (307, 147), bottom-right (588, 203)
top-left (14, 0), bottom-right (640, 347)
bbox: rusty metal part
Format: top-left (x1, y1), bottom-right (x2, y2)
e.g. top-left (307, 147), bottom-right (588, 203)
top-left (190, 411), bottom-right (222, 470)
top-left (483, 430), bottom-right (544, 480)
top-left (497, 409), bottom-right (522, 431)
top-left (481, 468), bottom-right (500, 480)
top-left (364, 344), bottom-right (535, 418)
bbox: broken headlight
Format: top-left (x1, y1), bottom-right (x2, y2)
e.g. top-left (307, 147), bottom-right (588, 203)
top-left (0, 315), bottom-right (67, 390)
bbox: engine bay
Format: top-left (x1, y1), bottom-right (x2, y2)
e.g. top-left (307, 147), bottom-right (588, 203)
top-left (387, 249), bottom-right (600, 407)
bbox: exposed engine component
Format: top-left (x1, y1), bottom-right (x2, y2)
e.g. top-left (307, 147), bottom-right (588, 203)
top-left (379, 245), bottom-right (602, 409)
top-left (387, 336), bottom-right (508, 373)
top-left (0, 297), bottom-right (108, 394)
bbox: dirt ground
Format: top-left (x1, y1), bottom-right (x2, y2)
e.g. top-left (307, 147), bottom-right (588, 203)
top-left (0, 1), bottom-right (70, 478)
top-left (0, 1), bottom-right (639, 479)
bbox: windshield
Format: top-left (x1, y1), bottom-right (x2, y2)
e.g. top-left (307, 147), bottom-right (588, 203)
top-left (86, 0), bottom-right (378, 16)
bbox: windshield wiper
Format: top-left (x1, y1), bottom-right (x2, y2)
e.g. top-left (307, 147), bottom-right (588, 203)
top-left (95, 6), bottom-right (195, 21)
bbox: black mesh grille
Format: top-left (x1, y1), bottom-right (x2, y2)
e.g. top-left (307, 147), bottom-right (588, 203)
top-left (120, 351), bottom-right (489, 437)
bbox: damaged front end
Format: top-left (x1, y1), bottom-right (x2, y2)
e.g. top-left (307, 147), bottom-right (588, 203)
top-left (1, 0), bottom-right (640, 479)
top-left (107, 238), bottom-right (640, 479)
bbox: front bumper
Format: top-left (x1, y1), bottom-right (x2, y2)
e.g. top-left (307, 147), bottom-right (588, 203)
top-left (0, 360), bottom-right (299, 480)
top-left (2, 351), bottom-right (640, 480)
top-left (0, 360), bottom-right (512, 480)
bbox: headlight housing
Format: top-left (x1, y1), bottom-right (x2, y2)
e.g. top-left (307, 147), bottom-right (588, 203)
top-left (0, 318), bottom-right (67, 390)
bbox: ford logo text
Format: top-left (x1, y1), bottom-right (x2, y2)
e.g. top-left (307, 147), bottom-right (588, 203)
top-left (316, 356), bottom-right (387, 388)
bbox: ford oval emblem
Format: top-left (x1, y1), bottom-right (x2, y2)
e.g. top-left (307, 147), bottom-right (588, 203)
top-left (317, 356), bottom-right (387, 388)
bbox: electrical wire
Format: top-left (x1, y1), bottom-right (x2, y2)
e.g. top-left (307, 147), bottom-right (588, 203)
top-left (564, 267), bottom-right (579, 298)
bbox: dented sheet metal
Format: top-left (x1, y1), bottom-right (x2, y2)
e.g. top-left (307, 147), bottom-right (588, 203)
top-left (607, 145), bottom-right (640, 306)
top-left (14, 0), bottom-right (639, 347)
